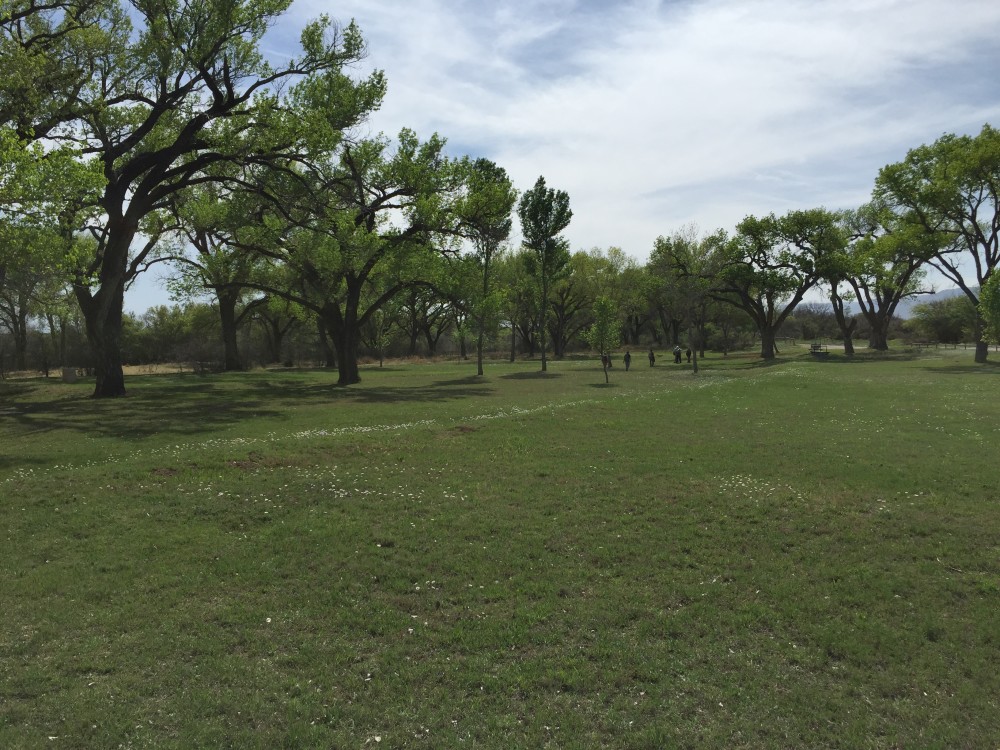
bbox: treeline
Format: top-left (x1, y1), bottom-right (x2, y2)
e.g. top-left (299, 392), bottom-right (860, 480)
top-left (0, 255), bottom-right (983, 379)
top-left (1, 1), bottom-right (998, 394)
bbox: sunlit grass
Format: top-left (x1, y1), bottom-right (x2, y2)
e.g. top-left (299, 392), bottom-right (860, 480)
top-left (2, 350), bottom-right (998, 747)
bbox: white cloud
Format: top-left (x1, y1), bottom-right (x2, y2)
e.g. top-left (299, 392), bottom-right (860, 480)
top-left (127, 0), bottom-right (1000, 312)
top-left (243, 0), bottom-right (1000, 258)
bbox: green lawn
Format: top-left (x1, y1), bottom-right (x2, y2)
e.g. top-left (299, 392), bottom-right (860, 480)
top-left (2, 349), bottom-right (998, 748)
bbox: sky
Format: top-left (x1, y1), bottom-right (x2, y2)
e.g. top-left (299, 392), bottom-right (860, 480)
top-left (126, 0), bottom-right (1000, 312)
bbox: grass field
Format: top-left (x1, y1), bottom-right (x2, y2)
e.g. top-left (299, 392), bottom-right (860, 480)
top-left (2, 348), bottom-right (998, 748)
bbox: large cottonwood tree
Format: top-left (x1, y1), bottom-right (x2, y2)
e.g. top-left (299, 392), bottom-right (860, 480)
top-left (31, 0), bottom-right (384, 395)
top-left (235, 131), bottom-right (480, 386)
top-left (875, 124), bottom-right (1000, 363)
top-left (833, 204), bottom-right (936, 352)
top-left (713, 209), bottom-right (842, 359)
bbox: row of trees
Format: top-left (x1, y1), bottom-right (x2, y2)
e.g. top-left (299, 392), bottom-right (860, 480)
top-left (649, 123), bottom-right (1000, 364)
top-left (6, 249), bottom-right (984, 378)
top-left (2, 0), bottom-right (999, 397)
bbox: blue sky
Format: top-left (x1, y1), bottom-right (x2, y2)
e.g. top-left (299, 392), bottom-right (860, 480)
top-left (127, 0), bottom-right (1000, 312)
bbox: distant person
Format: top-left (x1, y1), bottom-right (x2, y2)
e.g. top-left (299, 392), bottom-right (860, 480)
top-left (685, 347), bottom-right (692, 363)
top-left (648, 348), bottom-right (655, 367)
top-left (673, 345), bottom-right (682, 363)
top-left (624, 351), bottom-right (631, 371)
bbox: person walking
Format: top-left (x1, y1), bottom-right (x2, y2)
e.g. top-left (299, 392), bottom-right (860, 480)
top-left (624, 351), bottom-right (631, 371)
top-left (673, 345), bottom-right (682, 363)
top-left (648, 348), bottom-right (656, 366)
top-left (685, 347), bottom-right (692, 363)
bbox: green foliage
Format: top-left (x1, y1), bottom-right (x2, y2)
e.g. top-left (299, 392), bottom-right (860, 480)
top-left (710, 209), bottom-right (843, 357)
top-left (518, 176), bottom-right (572, 257)
top-left (518, 176), bottom-right (572, 369)
top-left (875, 123), bottom-right (1000, 358)
top-left (976, 272), bottom-right (1000, 344)
top-left (453, 159), bottom-right (517, 372)
top-left (910, 296), bottom-right (978, 343)
top-left (10, 0), bottom-right (386, 394)
top-left (583, 295), bottom-right (622, 381)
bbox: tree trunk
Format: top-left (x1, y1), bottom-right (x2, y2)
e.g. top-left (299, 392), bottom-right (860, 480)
top-left (759, 327), bottom-right (777, 359)
top-left (75, 214), bottom-right (140, 397)
top-left (46, 313), bottom-right (67, 367)
top-left (317, 318), bottom-right (336, 368)
top-left (690, 325), bottom-right (699, 374)
top-left (12, 310), bottom-right (28, 371)
top-left (830, 294), bottom-right (857, 356)
top-left (868, 325), bottom-right (889, 351)
top-left (323, 302), bottom-right (361, 386)
top-left (975, 340), bottom-right (989, 363)
top-left (539, 282), bottom-right (548, 372)
top-left (332, 324), bottom-right (360, 385)
top-left (477, 331), bottom-right (485, 376)
top-left (76, 278), bottom-right (127, 397)
top-left (217, 288), bottom-right (242, 371)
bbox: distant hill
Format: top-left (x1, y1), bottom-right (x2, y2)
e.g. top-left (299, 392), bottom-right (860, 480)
top-left (893, 287), bottom-right (977, 319)
top-left (802, 287), bottom-right (978, 319)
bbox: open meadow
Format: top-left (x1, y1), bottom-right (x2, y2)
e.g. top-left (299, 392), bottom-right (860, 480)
top-left (1, 348), bottom-right (998, 748)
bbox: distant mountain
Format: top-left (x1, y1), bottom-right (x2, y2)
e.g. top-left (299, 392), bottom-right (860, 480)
top-left (893, 287), bottom-right (977, 319)
top-left (801, 287), bottom-right (978, 319)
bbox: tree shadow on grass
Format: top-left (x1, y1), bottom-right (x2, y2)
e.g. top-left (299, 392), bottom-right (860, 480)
top-left (431, 375), bottom-right (489, 387)
top-left (0, 365), bottom-right (525, 444)
top-left (6, 385), bottom-right (286, 440)
top-left (0, 382), bottom-right (36, 400)
top-left (587, 382), bottom-right (618, 388)
top-left (922, 361), bottom-right (1000, 375)
top-left (340, 383), bottom-right (494, 405)
top-left (499, 371), bottom-right (564, 380)
top-left (712, 357), bottom-right (788, 371)
top-left (0, 454), bottom-right (50, 473)
top-left (235, 372), bottom-right (496, 405)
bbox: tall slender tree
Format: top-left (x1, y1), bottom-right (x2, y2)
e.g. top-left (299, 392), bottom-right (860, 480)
top-left (518, 176), bottom-right (572, 372)
top-left (457, 159), bottom-right (516, 376)
top-left (584, 295), bottom-right (621, 384)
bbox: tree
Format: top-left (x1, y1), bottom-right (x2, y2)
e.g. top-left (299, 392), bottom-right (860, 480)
top-left (712, 209), bottom-right (841, 359)
top-left (165, 184), bottom-right (270, 370)
top-left (980, 272), bottom-right (1000, 346)
top-left (875, 124), bottom-right (1000, 363)
top-left (37, 3), bottom-right (383, 396)
top-left (910, 296), bottom-right (977, 344)
top-left (239, 130), bottom-right (472, 385)
top-left (548, 251), bottom-right (597, 358)
top-left (584, 296), bottom-right (622, 384)
top-left (0, 0), bottom-right (123, 140)
top-left (518, 176), bottom-right (572, 372)
top-left (828, 203), bottom-right (937, 352)
top-left (0, 129), bottom-right (103, 297)
top-left (458, 159), bottom-right (517, 375)
top-left (648, 227), bottom-right (703, 346)
top-left (493, 248), bottom-right (537, 361)
top-left (654, 229), bottom-right (726, 362)
top-left (251, 296), bottom-right (302, 366)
